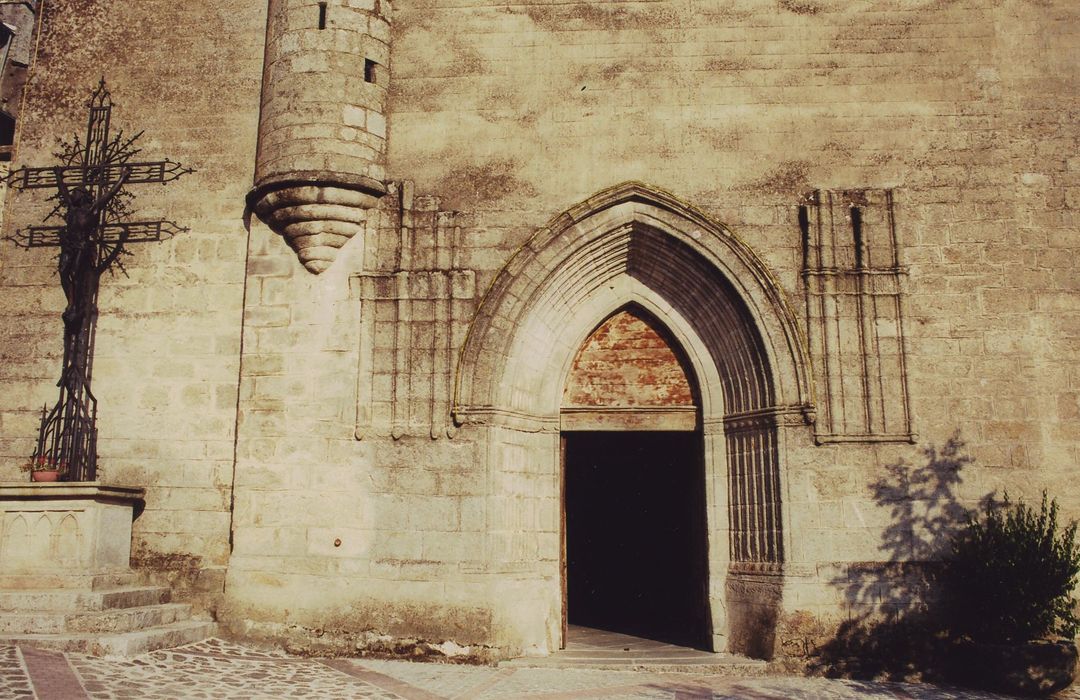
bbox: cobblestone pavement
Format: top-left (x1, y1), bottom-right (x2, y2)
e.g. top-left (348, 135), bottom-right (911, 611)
top-left (2, 638), bottom-right (1079, 699)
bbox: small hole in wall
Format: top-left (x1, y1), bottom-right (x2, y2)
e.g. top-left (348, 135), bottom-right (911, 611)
top-left (318, 2), bottom-right (327, 29)
top-left (364, 58), bottom-right (377, 84)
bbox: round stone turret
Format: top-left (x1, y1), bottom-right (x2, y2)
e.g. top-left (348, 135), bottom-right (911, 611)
top-left (248, 0), bottom-right (390, 274)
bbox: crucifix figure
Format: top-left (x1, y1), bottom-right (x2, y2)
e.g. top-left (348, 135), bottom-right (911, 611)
top-left (8, 79), bottom-right (191, 481)
top-left (55, 166), bottom-right (130, 332)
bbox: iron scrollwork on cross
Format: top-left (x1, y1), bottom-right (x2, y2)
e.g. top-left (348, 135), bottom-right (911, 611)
top-left (7, 79), bottom-right (192, 481)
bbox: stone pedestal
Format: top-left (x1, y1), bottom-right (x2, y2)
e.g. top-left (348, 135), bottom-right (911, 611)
top-left (0, 483), bottom-right (214, 655)
top-left (0, 482), bottom-right (144, 588)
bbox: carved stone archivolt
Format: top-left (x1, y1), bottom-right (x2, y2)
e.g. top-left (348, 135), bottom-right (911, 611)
top-left (454, 181), bottom-right (814, 428)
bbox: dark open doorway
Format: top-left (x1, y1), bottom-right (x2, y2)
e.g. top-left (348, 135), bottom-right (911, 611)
top-left (564, 430), bottom-right (710, 650)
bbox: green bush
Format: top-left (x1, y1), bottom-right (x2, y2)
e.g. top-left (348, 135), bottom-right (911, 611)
top-left (944, 492), bottom-right (1080, 643)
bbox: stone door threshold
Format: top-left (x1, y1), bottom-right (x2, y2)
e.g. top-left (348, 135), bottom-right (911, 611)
top-left (500, 626), bottom-right (767, 675)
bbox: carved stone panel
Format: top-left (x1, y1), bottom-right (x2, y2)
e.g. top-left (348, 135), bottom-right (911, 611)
top-left (800, 189), bottom-right (914, 444)
top-left (354, 182), bottom-right (477, 440)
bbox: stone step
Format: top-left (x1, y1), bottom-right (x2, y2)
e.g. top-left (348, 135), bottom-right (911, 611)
top-left (0, 586), bottom-right (170, 612)
top-left (0, 570), bottom-right (138, 591)
top-left (0, 602), bottom-right (192, 635)
top-left (3, 619), bottom-right (216, 656)
top-left (501, 653), bottom-right (769, 675)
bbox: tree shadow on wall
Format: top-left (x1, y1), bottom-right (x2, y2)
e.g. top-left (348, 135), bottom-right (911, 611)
top-left (809, 432), bottom-right (996, 681)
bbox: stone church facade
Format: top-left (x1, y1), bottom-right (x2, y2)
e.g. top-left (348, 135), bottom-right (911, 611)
top-left (0, 0), bottom-right (1077, 660)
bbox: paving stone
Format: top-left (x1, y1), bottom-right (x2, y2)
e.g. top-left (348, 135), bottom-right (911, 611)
top-left (3, 636), bottom-right (1080, 699)
top-left (347, 658), bottom-right (502, 699)
top-left (0, 645), bottom-right (33, 698)
top-left (66, 639), bottom-right (400, 699)
top-left (20, 645), bottom-right (89, 699)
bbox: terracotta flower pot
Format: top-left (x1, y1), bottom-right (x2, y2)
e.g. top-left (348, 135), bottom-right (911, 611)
top-left (31, 469), bottom-right (61, 482)
top-left (951, 639), bottom-right (1078, 696)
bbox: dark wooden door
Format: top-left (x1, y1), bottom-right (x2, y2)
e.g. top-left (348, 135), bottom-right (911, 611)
top-left (563, 430), bottom-right (709, 649)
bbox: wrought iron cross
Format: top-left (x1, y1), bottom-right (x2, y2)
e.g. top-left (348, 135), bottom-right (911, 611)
top-left (8, 79), bottom-right (191, 481)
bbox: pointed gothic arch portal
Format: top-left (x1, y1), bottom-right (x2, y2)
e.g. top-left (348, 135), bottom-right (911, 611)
top-left (454, 182), bottom-right (813, 658)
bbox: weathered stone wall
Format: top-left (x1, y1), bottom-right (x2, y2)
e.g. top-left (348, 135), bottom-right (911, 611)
top-left (0, 0), bottom-right (1076, 660)
top-left (382, 0), bottom-right (1080, 635)
top-left (0, 0), bottom-right (265, 612)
